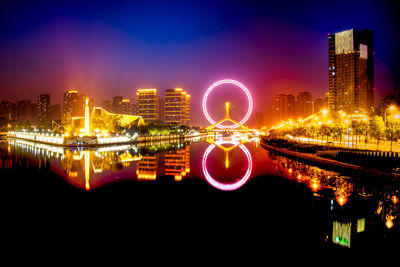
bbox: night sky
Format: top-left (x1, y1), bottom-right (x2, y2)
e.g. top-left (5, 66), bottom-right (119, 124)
top-left (1, 0), bottom-right (399, 126)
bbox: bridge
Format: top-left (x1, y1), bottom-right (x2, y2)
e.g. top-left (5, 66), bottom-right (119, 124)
top-left (206, 102), bottom-right (251, 132)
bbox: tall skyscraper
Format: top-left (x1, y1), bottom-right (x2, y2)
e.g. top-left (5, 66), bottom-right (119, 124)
top-left (328, 29), bottom-right (374, 114)
top-left (165, 88), bottom-right (190, 125)
top-left (37, 94), bottom-right (50, 122)
top-left (137, 89), bottom-right (159, 123)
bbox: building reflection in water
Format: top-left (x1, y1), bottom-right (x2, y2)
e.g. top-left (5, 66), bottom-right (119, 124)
top-left (3, 139), bottom-right (195, 190)
top-left (165, 146), bottom-right (190, 181)
top-left (137, 155), bottom-right (158, 180)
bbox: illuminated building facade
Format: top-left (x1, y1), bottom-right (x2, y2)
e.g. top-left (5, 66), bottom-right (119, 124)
top-left (63, 90), bottom-right (93, 119)
top-left (137, 89), bottom-right (159, 123)
top-left (165, 88), bottom-right (190, 125)
top-left (63, 90), bottom-right (78, 118)
top-left (121, 99), bottom-right (134, 115)
top-left (328, 29), bottom-right (374, 114)
top-left (37, 94), bottom-right (50, 122)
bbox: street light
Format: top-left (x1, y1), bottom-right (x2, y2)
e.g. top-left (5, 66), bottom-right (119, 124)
top-left (384, 105), bottom-right (396, 124)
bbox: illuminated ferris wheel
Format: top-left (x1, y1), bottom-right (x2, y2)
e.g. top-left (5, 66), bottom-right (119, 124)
top-left (202, 79), bottom-right (253, 129)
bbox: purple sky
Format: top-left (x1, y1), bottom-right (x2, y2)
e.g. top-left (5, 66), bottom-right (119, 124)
top-left (1, 0), bottom-right (399, 126)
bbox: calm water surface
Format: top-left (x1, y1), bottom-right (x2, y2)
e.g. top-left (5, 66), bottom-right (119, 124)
top-left (1, 137), bottom-right (399, 251)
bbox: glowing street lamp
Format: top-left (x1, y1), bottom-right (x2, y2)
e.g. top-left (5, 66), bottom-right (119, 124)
top-left (384, 105), bottom-right (397, 124)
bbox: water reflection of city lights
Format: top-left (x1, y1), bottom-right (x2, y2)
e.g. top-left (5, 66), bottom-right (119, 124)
top-left (272, 154), bottom-right (356, 204)
top-left (386, 215), bottom-right (395, 229)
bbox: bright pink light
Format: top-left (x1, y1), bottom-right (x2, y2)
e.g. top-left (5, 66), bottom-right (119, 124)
top-left (202, 79), bottom-right (253, 129)
top-left (202, 140), bottom-right (253, 191)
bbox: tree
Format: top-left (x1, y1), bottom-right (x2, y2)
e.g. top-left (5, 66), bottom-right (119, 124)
top-left (38, 119), bottom-right (52, 130)
top-left (333, 123), bottom-right (346, 146)
top-left (385, 115), bottom-right (400, 151)
top-left (374, 92), bottom-right (400, 118)
top-left (91, 113), bottom-right (123, 135)
top-left (369, 115), bottom-right (385, 150)
top-left (320, 124), bottom-right (333, 142)
top-left (15, 120), bottom-right (32, 131)
top-left (357, 121), bottom-right (369, 149)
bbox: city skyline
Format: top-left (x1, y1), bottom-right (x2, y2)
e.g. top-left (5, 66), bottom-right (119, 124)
top-left (1, 0), bottom-right (399, 126)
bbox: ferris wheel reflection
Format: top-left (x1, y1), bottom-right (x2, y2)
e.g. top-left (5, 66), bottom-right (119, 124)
top-left (202, 137), bottom-right (253, 191)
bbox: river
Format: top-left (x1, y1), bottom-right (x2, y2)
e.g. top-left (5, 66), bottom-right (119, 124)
top-left (1, 136), bottom-right (399, 251)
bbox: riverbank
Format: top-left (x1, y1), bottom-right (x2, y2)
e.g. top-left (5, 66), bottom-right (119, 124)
top-left (6, 131), bottom-right (209, 147)
top-left (260, 137), bottom-right (400, 181)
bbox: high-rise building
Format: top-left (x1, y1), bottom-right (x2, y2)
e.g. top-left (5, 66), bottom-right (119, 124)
top-left (137, 89), bottom-right (159, 123)
top-left (0, 99), bottom-right (16, 121)
top-left (165, 88), bottom-right (190, 125)
top-left (16, 100), bottom-right (31, 121)
top-left (287, 94), bottom-right (295, 119)
top-left (328, 29), bottom-right (374, 114)
top-left (121, 99), bottom-right (133, 115)
top-left (63, 90), bottom-right (79, 118)
top-left (31, 103), bottom-right (38, 125)
top-left (63, 90), bottom-right (92, 118)
top-left (112, 96), bottom-right (123, 114)
top-left (102, 100), bottom-right (112, 112)
top-left (296, 92), bottom-right (313, 119)
top-left (272, 94), bottom-right (295, 123)
top-left (37, 94), bottom-right (50, 122)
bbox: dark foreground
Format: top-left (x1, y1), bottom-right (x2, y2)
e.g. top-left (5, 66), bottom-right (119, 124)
top-left (2, 166), bottom-right (399, 257)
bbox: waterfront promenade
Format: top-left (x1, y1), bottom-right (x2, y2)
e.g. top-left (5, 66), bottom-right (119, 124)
top-left (6, 130), bottom-right (208, 147)
top-left (287, 135), bottom-right (400, 153)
